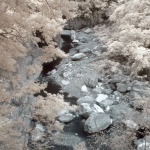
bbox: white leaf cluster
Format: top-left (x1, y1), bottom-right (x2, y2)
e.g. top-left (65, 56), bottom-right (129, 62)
top-left (108, 0), bottom-right (150, 75)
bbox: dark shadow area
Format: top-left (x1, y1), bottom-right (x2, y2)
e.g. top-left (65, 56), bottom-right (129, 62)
top-left (61, 35), bottom-right (72, 53)
top-left (34, 31), bottom-right (97, 150)
top-left (35, 30), bottom-right (48, 48)
top-left (42, 58), bottom-right (62, 76)
top-left (63, 92), bottom-right (78, 105)
top-left (63, 116), bottom-right (90, 139)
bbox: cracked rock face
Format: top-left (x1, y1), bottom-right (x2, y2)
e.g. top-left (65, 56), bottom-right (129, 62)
top-left (84, 113), bottom-right (112, 133)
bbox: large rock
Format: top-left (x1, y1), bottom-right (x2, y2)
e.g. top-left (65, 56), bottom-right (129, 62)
top-left (132, 81), bottom-right (144, 92)
top-left (116, 83), bottom-right (127, 93)
top-left (62, 80), bottom-right (70, 85)
top-left (77, 41), bottom-right (98, 50)
top-left (137, 143), bottom-right (150, 150)
top-left (123, 120), bottom-right (139, 130)
top-left (108, 74), bottom-right (126, 84)
top-left (58, 113), bottom-right (74, 123)
top-left (79, 37), bottom-right (88, 43)
top-left (70, 30), bottom-right (76, 41)
top-left (84, 113), bottom-right (112, 133)
top-left (63, 71), bottom-right (72, 78)
top-left (78, 103), bottom-right (93, 118)
top-left (47, 69), bottom-right (57, 75)
top-left (53, 133), bottom-right (82, 148)
top-left (78, 103), bottom-right (104, 118)
top-left (108, 104), bottom-right (138, 120)
top-left (84, 77), bottom-right (98, 88)
top-left (93, 104), bottom-right (104, 113)
top-left (93, 87), bottom-right (102, 94)
top-left (85, 28), bottom-right (93, 34)
top-left (57, 109), bottom-right (69, 117)
top-left (79, 48), bottom-right (91, 53)
top-left (77, 96), bottom-right (95, 105)
top-left (95, 94), bottom-right (108, 104)
top-left (60, 30), bottom-right (71, 38)
top-left (113, 91), bottom-right (123, 97)
top-left (71, 53), bottom-right (86, 61)
top-left (99, 99), bottom-right (114, 108)
top-left (102, 88), bottom-right (113, 95)
top-left (81, 85), bottom-right (88, 92)
top-left (31, 124), bottom-right (45, 141)
top-left (136, 136), bottom-right (150, 150)
top-left (129, 99), bottom-right (145, 110)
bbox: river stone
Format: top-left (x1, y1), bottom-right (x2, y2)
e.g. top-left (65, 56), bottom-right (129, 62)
top-left (108, 74), bottom-right (125, 83)
top-left (31, 128), bottom-right (44, 141)
top-left (73, 39), bottom-right (80, 43)
top-left (71, 53), bottom-right (86, 61)
top-left (123, 120), bottom-right (139, 130)
top-left (136, 136), bottom-right (150, 150)
top-left (79, 37), bottom-right (88, 43)
top-left (93, 87), bottom-right (102, 94)
top-left (109, 83), bottom-right (117, 91)
top-left (11, 97), bottom-right (21, 106)
top-left (35, 124), bottom-right (45, 132)
top-left (129, 91), bottom-right (142, 99)
top-left (102, 88), bottom-right (113, 95)
top-left (85, 28), bottom-right (92, 34)
top-left (99, 99), bottom-right (114, 108)
top-left (62, 80), bottom-right (70, 85)
top-left (93, 45), bottom-right (98, 51)
top-left (93, 104), bottom-right (104, 113)
top-left (108, 103), bottom-right (138, 120)
top-left (84, 78), bottom-right (98, 88)
top-left (78, 103), bottom-right (93, 118)
top-left (81, 85), bottom-right (88, 92)
top-left (116, 83), bottom-right (127, 93)
top-left (129, 100), bottom-right (145, 110)
top-left (137, 143), bottom-right (150, 150)
top-left (77, 96), bottom-right (95, 105)
top-left (47, 69), bottom-right (57, 75)
top-left (77, 33), bottom-right (88, 43)
top-left (84, 113), bottom-right (112, 133)
top-left (79, 48), bottom-right (91, 53)
top-left (57, 109), bottom-right (69, 117)
top-left (132, 81), bottom-right (144, 92)
top-left (58, 113), bottom-right (74, 123)
top-left (53, 133), bottom-right (82, 148)
top-left (63, 71), bottom-right (72, 78)
top-left (60, 30), bottom-right (71, 37)
top-left (92, 45), bottom-right (101, 52)
top-left (78, 103), bottom-right (104, 118)
top-left (95, 94), bottom-right (108, 103)
top-left (113, 91), bottom-right (123, 97)
top-left (71, 30), bottom-right (76, 41)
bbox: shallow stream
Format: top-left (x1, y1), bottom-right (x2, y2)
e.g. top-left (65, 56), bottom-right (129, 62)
top-left (40, 35), bottom-right (91, 149)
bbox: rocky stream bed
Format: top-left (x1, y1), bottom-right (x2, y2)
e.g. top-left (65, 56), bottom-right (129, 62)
top-left (27, 27), bottom-right (150, 150)
top-left (11, 27), bottom-right (150, 150)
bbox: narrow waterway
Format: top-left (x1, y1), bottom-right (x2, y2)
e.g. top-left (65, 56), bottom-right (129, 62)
top-left (39, 34), bottom-right (92, 150)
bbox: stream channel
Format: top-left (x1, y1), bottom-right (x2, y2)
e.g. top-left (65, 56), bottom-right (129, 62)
top-left (34, 27), bottom-right (150, 150)
top-left (29, 17), bottom-right (150, 150)
top-left (39, 33), bottom-right (91, 150)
